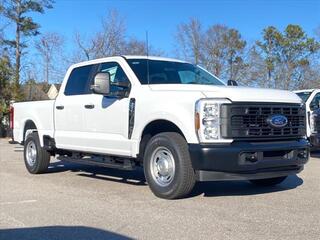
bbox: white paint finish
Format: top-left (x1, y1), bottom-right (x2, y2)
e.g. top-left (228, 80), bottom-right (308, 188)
top-left (130, 85), bottom-right (204, 148)
top-left (13, 56), bottom-right (305, 157)
top-left (54, 57), bottom-right (138, 155)
top-left (81, 94), bottom-right (132, 156)
top-left (13, 100), bottom-right (55, 146)
top-left (150, 85), bottom-right (303, 104)
top-left (294, 89), bottom-right (320, 137)
top-left (54, 94), bottom-right (88, 150)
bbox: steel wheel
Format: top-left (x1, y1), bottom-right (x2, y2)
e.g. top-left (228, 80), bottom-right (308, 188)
top-left (150, 147), bottom-right (176, 187)
top-left (25, 140), bottom-right (37, 167)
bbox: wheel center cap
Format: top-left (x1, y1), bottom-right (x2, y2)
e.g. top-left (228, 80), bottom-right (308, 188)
top-left (157, 158), bottom-right (169, 176)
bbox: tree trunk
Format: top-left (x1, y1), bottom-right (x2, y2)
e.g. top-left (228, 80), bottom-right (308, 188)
top-left (14, 1), bottom-right (22, 100)
top-left (45, 54), bottom-right (49, 83)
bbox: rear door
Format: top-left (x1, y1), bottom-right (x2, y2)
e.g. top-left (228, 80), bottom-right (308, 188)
top-left (54, 64), bottom-right (98, 151)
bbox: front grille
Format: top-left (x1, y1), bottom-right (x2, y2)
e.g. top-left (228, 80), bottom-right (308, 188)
top-left (221, 103), bottom-right (306, 140)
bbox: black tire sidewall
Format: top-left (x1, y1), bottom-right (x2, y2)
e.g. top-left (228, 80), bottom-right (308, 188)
top-left (24, 132), bottom-right (42, 174)
top-left (144, 133), bottom-right (191, 198)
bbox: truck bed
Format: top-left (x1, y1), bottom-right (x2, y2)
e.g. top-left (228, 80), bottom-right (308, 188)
top-left (13, 100), bottom-right (55, 145)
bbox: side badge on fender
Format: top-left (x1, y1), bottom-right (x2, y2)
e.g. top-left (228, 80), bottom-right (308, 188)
top-left (128, 98), bottom-right (136, 139)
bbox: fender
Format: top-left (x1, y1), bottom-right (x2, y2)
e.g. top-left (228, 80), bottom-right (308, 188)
top-left (130, 111), bottom-right (199, 156)
top-left (19, 117), bottom-right (54, 147)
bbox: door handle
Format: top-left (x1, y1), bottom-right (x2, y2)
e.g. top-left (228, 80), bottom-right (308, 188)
top-left (56, 105), bottom-right (64, 110)
top-left (84, 104), bottom-right (95, 109)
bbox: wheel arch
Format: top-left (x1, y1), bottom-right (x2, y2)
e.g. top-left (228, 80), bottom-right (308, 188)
top-left (22, 119), bottom-right (38, 143)
top-left (137, 119), bottom-right (188, 162)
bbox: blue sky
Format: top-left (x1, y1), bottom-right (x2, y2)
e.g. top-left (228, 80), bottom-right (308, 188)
top-left (31, 0), bottom-right (320, 55)
top-left (7, 0), bottom-right (320, 56)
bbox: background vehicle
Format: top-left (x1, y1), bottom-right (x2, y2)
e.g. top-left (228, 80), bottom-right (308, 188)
top-left (295, 89), bottom-right (320, 150)
top-left (11, 56), bottom-right (309, 199)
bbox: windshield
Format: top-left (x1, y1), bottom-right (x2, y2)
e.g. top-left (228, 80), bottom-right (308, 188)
top-left (126, 59), bottom-right (224, 86)
top-left (296, 91), bottom-right (312, 103)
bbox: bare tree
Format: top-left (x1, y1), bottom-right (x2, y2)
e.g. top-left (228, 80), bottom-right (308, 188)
top-left (203, 25), bottom-right (229, 77)
top-left (125, 38), bottom-right (147, 55)
top-left (175, 18), bottom-right (203, 64)
top-left (124, 37), bottom-right (164, 56)
top-left (73, 10), bottom-right (127, 60)
top-left (73, 9), bottom-right (164, 61)
top-left (74, 32), bottom-right (95, 61)
top-left (93, 9), bottom-right (126, 57)
top-left (35, 32), bottom-right (64, 83)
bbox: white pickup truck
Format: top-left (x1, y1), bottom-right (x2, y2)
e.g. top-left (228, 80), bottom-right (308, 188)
top-left (295, 89), bottom-right (320, 149)
top-left (12, 56), bottom-right (309, 199)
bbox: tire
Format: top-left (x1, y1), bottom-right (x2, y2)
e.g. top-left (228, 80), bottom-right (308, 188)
top-left (143, 132), bottom-right (196, 199)
top-left (24, 132), bottom-right (50, 174)
top-left (249, 176), bottom-right (287, 187)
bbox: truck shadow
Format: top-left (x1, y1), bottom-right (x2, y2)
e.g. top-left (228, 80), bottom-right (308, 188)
top-left (48, 161), bottom-right (303, 197)
top-left (311, 151), bottom-right (320, 159)
top-left (0, 225), bottom-right (132, 240)
top-left (13, 146), bottom-right (24, 152)
top-left (47, 161), bottom-right (146, 186)
top-left (190, 174), bottom-right (303, 198)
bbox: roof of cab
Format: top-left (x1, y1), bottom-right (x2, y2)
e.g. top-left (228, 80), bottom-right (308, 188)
top-left (294, 89), bottom-right (315, 93)
top-left (70, 55), bottom-right (189, 69)
top-left (123, 55), bottom-right (188, 63)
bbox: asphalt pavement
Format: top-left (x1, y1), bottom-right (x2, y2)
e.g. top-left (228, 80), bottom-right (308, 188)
top-left (0, 138), bottom-right (319, 240)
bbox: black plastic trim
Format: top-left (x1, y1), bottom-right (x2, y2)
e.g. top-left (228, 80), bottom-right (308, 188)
top-left (189, 139), bottom-right (309, 176)
top-left (128, 98), bottom-right (136, 139)
top-left (196, 167), bottom-right (303, 181)
top-left (220, 102), bottom-right (306, 140)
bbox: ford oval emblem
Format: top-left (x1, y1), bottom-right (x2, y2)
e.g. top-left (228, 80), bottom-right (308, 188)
top-left (267, 114), bottom-right (288, 128)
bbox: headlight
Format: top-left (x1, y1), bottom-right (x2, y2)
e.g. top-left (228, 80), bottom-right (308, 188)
top-left (310, 113), bottom-right (317, 134)
top-left (195, 99), bottom-right (231, 143)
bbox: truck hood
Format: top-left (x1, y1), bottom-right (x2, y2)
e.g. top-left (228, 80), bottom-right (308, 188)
top-left (149, 84), bottom-right (302, 104)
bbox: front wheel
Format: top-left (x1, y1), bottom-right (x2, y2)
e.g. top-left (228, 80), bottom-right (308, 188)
top-left (143, 132), bottom-right (196, 199)
top-left (24, 132), bottom-right (50, 174)
top-left (249, 176), bottom-right (287, 187)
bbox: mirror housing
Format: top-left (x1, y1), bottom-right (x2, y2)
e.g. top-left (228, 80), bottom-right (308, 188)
top-left (227, 80), bottom-right (238, 86)
top-left (91, 72), bottom-right (110, 95)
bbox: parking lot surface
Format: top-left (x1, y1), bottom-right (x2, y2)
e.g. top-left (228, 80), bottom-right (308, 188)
top-left (0, 138), bottom-right (319, 240)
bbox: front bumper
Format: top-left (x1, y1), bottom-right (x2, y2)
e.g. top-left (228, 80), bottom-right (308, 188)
top-left (310, 134), bottom-right (320, 149)
top-left (189, 139), bottom-right (310, 181)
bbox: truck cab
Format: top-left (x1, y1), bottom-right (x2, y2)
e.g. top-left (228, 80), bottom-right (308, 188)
top-left (295, 89), bottom-right (320, 149)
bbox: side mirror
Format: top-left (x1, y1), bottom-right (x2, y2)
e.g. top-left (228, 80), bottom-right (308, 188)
top-left (227, 80), bottom-right (238, 86)
top-left (91, 72), bottom-right (110, 95)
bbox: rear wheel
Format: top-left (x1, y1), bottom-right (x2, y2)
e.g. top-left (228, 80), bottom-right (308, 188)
top-left (143, 132), bottom-right (196, 199)
top-left (24, 132), bottom-right (50, 174)
top-left (249, 176), bottom-right (287, 186)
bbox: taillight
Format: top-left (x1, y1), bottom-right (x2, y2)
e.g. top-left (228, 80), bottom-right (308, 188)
top-left (9, 106), bottom-right (14, 129)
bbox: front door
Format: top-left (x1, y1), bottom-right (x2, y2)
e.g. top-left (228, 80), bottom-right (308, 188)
top-left (82, 61), bottom-right (132, 156)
